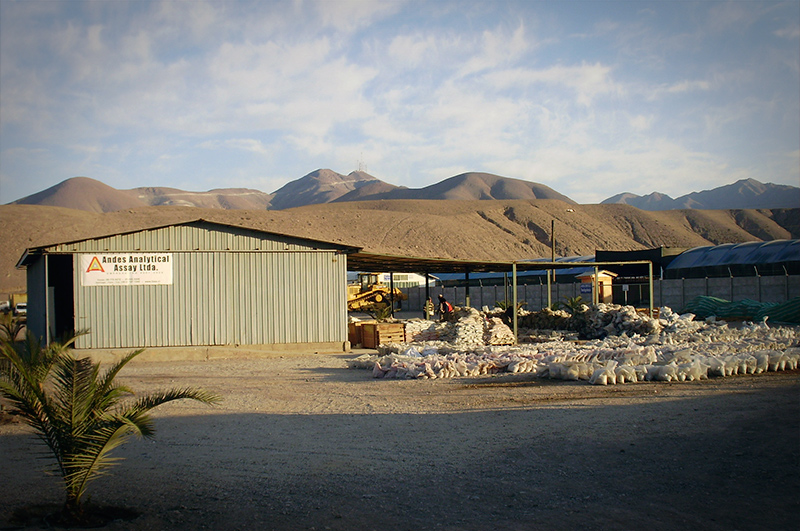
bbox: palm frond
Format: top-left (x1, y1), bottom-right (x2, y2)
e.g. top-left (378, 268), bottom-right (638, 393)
top-left (62, 420), bottom-right (139, 502)
top-left (126, 387), bottom-right (222, 414)
top-left (1, 332), bottom-right (220, 516)
top-left (97, 349), bottom-right (145, 393)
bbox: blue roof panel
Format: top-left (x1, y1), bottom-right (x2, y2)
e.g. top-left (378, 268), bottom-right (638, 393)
top-left (666, 240), bottom-right (800, 270)
top-left (435, 256), bottom-right (595, 281)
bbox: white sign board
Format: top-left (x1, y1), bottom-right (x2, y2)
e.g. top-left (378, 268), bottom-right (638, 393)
top-left (80, 254), bottom-right (173, 286)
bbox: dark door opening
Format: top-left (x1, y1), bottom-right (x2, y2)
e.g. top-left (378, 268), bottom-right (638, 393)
top-left (48, 254), bottom-right (75, 339)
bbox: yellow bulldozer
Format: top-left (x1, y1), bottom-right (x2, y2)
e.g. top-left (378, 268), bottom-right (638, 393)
top-left (347, 273), bottom-right (407, 312)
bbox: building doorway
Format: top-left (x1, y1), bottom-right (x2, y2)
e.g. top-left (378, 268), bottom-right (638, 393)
top-left (48, 254), bottom-right (74, 339)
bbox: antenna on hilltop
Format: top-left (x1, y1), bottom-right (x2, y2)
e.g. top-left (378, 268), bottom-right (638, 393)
top-left (357, 152), bottom-right (367, 173)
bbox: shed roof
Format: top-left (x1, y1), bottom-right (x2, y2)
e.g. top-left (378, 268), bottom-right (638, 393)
top-left (17, 218), bottom-right (361, 268)
top-left (347, 251), bottom-right (652, 275)
top-left (664, 239), bottom-right (800, 271)
top-left (432, 256), bottom-right (596, 281)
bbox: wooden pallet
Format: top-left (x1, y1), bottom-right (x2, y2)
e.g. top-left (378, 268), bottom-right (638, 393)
top-left (361, 322), bottom-right (406, 349)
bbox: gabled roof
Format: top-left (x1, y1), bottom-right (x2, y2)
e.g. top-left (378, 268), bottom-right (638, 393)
top-left (17, 218), bottom-right (361, 268)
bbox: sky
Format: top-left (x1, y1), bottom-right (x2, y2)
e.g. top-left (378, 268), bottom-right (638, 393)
top-left (1, 0), bottom-right (798, 205)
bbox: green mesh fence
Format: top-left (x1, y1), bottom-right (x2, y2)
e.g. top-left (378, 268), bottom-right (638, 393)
top-left (682, 296), bottom-right (800, 324)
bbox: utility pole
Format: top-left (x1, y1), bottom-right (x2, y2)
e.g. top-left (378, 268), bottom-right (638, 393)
top-left (547, 219), bottom-right (555, 308)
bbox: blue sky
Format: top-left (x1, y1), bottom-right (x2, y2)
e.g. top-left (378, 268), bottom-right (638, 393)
top-left (1, 0), bottom-right (798, 205)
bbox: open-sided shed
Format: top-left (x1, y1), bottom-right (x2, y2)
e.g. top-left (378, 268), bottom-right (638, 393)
top-left (17, 219), bottom-right (358, 350)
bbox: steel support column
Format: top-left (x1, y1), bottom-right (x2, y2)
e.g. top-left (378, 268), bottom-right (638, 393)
top-left (512, 262), bottom-right (518, 344)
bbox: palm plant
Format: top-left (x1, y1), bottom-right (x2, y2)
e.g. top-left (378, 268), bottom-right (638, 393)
top-left (495, 299), bottom-right (526, 312)
top-left (558, 296), bottom-right (587, 314)
top-left (0, 312), bottom-right (25, 342)
top-left (0, 331), bottom-right (220, 523)
top-left (364, 302), bottom-right (394, 321)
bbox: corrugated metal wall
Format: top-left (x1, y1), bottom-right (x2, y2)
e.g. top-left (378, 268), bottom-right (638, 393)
top-left (47, 222), bottom-right (349, 349)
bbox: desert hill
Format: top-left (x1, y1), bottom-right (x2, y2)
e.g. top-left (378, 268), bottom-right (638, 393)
top-left (10, 171), bottom-right (575, 212)
top-left (333, 172), bottom-right (574, 203)
top-left (131, 186), bottom-right (273, 210)
top-left (11, 172), bottom-right (797, 214)
top-left (12, 176), bottom-right (149, 213)
top-left (334, 179), bottom-right (406, 202)
top-left (12, 177), bottom-right (274, 212)
top-left (602, 178), bottom-right (800, 210)
top-left (1, 200), bottom-right (796, 296)
top-left (268, 169), bottom-right (379, 210)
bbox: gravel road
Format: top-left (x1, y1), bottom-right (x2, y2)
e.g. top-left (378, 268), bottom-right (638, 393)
top-left (2, 351), bottom-right (798, 530)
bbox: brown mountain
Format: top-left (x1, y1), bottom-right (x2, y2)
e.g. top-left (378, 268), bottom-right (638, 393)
top-left (334, 180), bottom-right (406, 202)
top-left (12, 177), bottom-right (274, 212)
top-left (268, 169), bottom-right (381, 210)
top-left (334, 172), bottom-right (575, 203)
top-left (12, 173), bottom-right (797, 215)
top-left (131, 186), bottom-right (273, 209)
top-left (10, 170), bottom-right (575, 213)
top-left (602, 178), bottom-right (799, 210)
top-left (1, 200), bottom-right (796, 297)
top-left (11, 176), bottom-right (148, 213)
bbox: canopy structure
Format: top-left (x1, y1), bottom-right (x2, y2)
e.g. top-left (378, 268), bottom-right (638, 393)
top-left (348, 252), bottom-right (651, 275)
top-left (434, 256), bottom-right (596, 285)
top-left (347, 251), bottom-right (656, 342)
top-left (664, 240), bottom-right (800, 278)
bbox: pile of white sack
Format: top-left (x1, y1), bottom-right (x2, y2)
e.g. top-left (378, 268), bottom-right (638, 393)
top-left (573, 303), bottom-right (662, 339)
top-left (347, 307), bottom-right (800, 385)
top-left (511, 302), bottom-right (662, 339)
top-left (404, 307), bottom-right (515, 346)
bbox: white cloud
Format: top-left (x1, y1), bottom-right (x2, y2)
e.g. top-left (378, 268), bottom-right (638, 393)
top-left (646, 79), bottom-right (712, 101)
top-left (387, 33), bottom-right (440, 68)
top-left (628, 114), bottom-right (653, 131)
top-left (361, 115), bottom-right (424, 144)
top-left (457, 23), bottom-right (529, 78)
top-left (285, 133), bottom-right (333, 157)
top-left (0, 0), bottom-right (797, 205)
top-left (153, 0), bottom-right (221, 39)
top-left (200, 138), bottom-right (273, 155)
top-left (313, 0), bottom-right (405, 34)
top-left (706, 1), bottom-right (760, 33)
top-left (774, 25), bottom-right (800, 40)
top-left (512, 140), bottom-right (735, 203)
top-left (665, 80), bottom-right (711, 94)
top-left (485, 62), bottom-right (622, 106)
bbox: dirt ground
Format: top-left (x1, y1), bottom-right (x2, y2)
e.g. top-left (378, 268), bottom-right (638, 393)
top-left (1, 350), bottom-right (799, 531)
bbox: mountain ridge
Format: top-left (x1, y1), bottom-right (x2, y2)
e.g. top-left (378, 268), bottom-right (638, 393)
top-left (9, 172), bottom-right (798, 213)
top-left (1, 200), bottom-right (796, 296)
top-left (601, 178), bottom-right (799, 210)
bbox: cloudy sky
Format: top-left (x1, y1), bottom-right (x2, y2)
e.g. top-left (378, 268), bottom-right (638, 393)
top-left (1, 0), bottom-right (798, 205)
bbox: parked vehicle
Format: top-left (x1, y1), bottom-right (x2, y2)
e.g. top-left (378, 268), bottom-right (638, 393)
top-left (14, 302), bottom-right (27, 316)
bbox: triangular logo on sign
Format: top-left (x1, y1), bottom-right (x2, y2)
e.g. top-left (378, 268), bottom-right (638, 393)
top-left (86, 256), bottom-right (105, 273)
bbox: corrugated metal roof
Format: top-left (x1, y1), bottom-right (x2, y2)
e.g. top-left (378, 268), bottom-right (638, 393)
top-left (665, 240), bottom-right (800, 270)
top-left (17, 218), bottom-right (361, 267)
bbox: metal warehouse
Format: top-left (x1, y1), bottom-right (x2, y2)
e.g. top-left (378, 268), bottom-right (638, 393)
top-left (17, 219), bottom-right (358, 350)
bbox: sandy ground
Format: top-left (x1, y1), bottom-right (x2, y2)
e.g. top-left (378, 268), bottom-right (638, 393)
top-left (1, 350), bottom-right (799, 531)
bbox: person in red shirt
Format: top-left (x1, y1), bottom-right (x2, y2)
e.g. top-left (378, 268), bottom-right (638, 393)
top-left (437, 294), bottom-right (454, 321)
